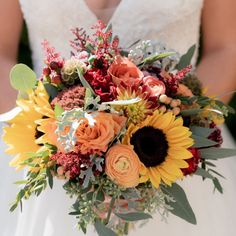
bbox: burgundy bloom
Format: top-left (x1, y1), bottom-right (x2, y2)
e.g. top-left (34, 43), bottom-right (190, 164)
top-left (208, 123), bottom-right (223, 147)
top-left (181, 148), bottom-right (201, 176)
top-left (84, 68), bottom-right (117, 102)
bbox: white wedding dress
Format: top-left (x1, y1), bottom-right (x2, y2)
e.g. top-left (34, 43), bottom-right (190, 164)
top-left (1, 0), bottom-right (236, 235)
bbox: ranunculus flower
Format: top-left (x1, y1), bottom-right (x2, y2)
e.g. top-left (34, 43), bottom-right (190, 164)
top-left (108, 57), bottom-right (143, 86)
top-left (142, 76), bottom-right (166, 97)
top-left (105, 144), bottom-right (141, 188)
top-left (76, 113), bottom-right (126, 155)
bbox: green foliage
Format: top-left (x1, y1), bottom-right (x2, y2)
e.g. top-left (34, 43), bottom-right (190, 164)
top-left (200, 147), bottom-right (236, 159)
top-left (115, 212), bottom-right (152, 222)
top-left (95, 220), bottom-right (117, 236)
top-left (161, 183), bottom-right (197, 225)
top-left (10, 64), bottom-right (36, 92)
top-left (176, 45), bottom-right (196, 70)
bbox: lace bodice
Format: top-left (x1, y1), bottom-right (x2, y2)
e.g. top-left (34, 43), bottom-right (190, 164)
top-left (19, 0), bottom-right (204, 76)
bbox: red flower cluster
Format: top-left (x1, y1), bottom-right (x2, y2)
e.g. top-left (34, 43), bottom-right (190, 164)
top-left (208, 123), bottom-right (223, 147)
top-left (50, 151), bottom-right (90, 179)
top-left (181, 148), bottom-right (201, 176)
top-left (84, 68), bottom-right (117, 102)
top-left (51, 85), bottom-right (85, 110)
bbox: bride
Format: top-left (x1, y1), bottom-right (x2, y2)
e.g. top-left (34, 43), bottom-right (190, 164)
top-left (0, 0), bottom-right (236, 235)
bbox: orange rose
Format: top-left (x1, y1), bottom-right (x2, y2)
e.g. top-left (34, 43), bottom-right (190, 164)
top-left (143, 76), bottom-right (166, 97)
top-left (105, 144), bottom-right (141, 188)
top-left (108, 56), bottom-right (143, 86)
top-left (76, 113), bottom-right (126, 155)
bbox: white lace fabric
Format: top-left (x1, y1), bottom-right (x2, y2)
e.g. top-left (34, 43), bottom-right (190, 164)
top-left (19, 0), bottom-right (203, 76)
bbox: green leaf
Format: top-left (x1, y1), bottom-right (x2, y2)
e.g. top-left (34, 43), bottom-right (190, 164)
top-left (176, 45), bottom-right (196, 70)
top-left (46, 168), bottom-right (53, 189)
top-left (190, 126), bottom-right (214, 138)
top-left (138, 52), bottom-right (175, 66)
top-left (192, 135), bottom-right (218, 148)
top-left (161, 183), bottom-right (197, 224)
top-left (213, 178), bottom-right (223, 193)
top-left (96, 189), bottom-right (105, 202)
top-left (208, 169), bottom-right (225, 179)
top-left (180, 109), bottom-right (202, 116)
top-left (200, 147), bottom-right (236, 159)
top-left (10, 64), bottom-right (37, 92)
top-left (194, 168), bottom-right (214, 179)
top-left (77, 69), bottom-right (96, 96)
top-left (44, 83), bottom-right (59, 99)
top-left (94, 220), bottom-right (117, 236)
top-left (115, 212), bottom-right (152, 222)
top-left (54, 104), bottom-right (64, 119)
top-left (14, 180), bottom-right (28, 185)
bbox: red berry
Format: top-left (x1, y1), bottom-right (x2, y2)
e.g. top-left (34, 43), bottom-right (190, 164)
top-left (43, 67), bottom-right (51, 76)
top-left (50, 61), bottom-right (59, 70)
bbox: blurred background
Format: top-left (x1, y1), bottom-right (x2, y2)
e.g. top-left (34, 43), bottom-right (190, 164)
top-left (17, 23), bottom-right (236, 140)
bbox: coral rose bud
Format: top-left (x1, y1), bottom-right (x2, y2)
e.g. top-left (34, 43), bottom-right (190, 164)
top-left (105, 144), bottom-right (141, 188)
top-left (142, 76), bottom-right (166, 97)
top-left (51, 75), bottom-right (62, 85)
top-left (108, 56), bottom-right (143, 86)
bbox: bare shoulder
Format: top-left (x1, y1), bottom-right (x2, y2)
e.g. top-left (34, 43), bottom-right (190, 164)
top-left (202, 0), bottom-right (236, 52)
top-left (0, 0), bottom-right (23, 58)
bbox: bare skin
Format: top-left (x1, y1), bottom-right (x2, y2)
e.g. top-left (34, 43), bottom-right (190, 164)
top-left (0, 0), bottom-right (236, 113)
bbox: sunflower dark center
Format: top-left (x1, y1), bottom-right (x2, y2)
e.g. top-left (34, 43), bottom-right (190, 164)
top-left (130, 126), bottom-right (168, 167)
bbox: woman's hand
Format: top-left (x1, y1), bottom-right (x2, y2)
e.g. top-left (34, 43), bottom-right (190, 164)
top-left (197, 0), bottom-right (236, 103)
top-left (0, 0), bottom-right (23, 113)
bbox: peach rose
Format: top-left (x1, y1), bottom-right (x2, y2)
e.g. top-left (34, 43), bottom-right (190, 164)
top-left (76, 113), bottom-right (126, 155)
top-left (108, 56), bottom-right (143, 86)
top-left (142, 76), bottom-right (166, 97)
top-left (177, 84), bottom-right (194, 97)
top-left (105, 144), bottom-right (141, 188)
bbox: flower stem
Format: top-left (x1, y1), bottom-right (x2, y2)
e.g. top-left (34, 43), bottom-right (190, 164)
top-left (124, 222), bottom-right (129, 235)
top-left (105, 197), bottom-right (116, 225)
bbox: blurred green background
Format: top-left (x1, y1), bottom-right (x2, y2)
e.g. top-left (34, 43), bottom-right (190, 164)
top-left (17, 23), bottom-right (236, 140)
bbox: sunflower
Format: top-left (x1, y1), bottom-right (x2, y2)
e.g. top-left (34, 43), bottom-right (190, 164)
top-left (3, 82), bottom-right (55, 170)
top-left (123, 111), bottom-right (194, 188)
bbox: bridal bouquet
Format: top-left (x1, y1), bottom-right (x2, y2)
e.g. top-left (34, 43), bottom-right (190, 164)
top-left (2, 21), bottom-right (236, 235)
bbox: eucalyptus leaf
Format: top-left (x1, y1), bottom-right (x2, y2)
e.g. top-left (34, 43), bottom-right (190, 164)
top-left (115, 212), bottom-right (152, 222)
top-left (138, 52), bottom-right (175, 66)
top-left (190, 126), bottom-right (214, 138)
top-left (194, 168), bottom-right (214, 179)
top-left (161, 183), bottom-right (196, 224)
top-left (77, 69), bottom-right (96, 96)
top-left (213, 178), bottom-right (223, 193)
top-left (176, 45), bottom-right (196, 70)
top-left (44, 83), bottom-right (59, 99)
top-left (200, 147), bottom-right (236, 159)
top-left (94, 220), bottom-right (117, 236)
top-left (10, 64), bottom-right (37, 92)
top-left (192, 135), bottom-right (218, 148)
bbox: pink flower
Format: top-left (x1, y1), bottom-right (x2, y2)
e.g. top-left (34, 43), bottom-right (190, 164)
top-left (142, 76), bottom-right (166, 97)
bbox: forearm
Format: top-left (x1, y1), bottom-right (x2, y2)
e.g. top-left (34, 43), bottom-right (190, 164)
top-left (196, 48), bottom-right (236, 104)
top-left (0, 56), bottom-right (18, 113)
